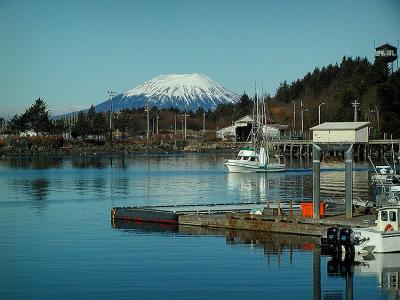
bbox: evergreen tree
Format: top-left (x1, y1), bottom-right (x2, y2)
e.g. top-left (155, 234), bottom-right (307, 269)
top-left (235, 92), bottom-right (252, 117)
top-left (93, 113), bottom-right (107, 139)
top-left (25, 98), bottom-right (53, 135)
top-left (113, 109), bottom-right (131, 137)
top-left (7, 113), bottom-right (29, 133)
top-left (87, 105), bottom-right (96, 135)
top-left (377, 71), bottom-right (400, 136)
top-left (52, 119), bottom-right (68, 135)
top-left (72, 111), bottom-right (90, 138)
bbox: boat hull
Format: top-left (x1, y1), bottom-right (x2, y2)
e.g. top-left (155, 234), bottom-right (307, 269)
top-left (225, 160), bottom-right (285, 173)
top-left (353, 228), bottom-right (400, 253)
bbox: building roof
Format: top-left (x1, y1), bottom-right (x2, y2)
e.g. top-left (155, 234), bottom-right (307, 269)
top-left (267, 124), bottom-right (289, 129)
top-left (375, 43), bottom-right (397, 51)
top-left (234, 115), bottom-right (254, 123)
top-left (310, 122), bottom-right (369, 131)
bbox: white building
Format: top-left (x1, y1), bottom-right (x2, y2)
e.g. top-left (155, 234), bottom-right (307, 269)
top-left (216, 115), bottom-right (288, 141)
top-left (310, 122), bottom-right (369, 143)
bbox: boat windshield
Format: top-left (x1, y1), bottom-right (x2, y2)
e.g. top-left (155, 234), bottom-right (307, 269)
top-left (237, 156), bottom-right (256, 161)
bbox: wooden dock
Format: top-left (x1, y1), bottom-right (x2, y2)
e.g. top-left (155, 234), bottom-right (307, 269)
top-left (112, 205), bottom-right (376, 238)
top-left (178, 211), bottom-right (375, 238)
top-left (224, 139), bottom-right (400, 158)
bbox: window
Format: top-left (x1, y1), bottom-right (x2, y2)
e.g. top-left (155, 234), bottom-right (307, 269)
top-left (389, 211), bottom-right (396, 222)
top-left (381, 211), bottom-right (388, 221)
top-left (249, 157), bottom-right (255, 162)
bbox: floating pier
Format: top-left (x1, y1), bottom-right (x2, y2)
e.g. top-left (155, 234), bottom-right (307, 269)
top-left (111, 204), bottom-right (375, 238)
top-left (111, 202), bottom-right (298, 224)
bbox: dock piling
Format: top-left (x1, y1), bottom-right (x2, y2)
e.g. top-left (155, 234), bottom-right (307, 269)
top-left (312, 144), bottom-right (321, 220)
top-left (345, 145), bottom-right (353, 219)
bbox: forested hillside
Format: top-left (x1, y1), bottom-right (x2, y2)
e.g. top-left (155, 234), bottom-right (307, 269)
top-left (269, 57), bottom-right (400, 137)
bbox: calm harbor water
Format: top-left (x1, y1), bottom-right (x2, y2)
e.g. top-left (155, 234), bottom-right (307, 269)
top-left (0, 154), bottom-right (398, 299)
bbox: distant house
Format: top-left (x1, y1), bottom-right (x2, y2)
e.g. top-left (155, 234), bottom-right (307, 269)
top-left (19, 130), bottom-right (37, 137)
top-left (263, 124), bottom-right (288, 140)
top-left (216, 115), bottom-right (288, 141)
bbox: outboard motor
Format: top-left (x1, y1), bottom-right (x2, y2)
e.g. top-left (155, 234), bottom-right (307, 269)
top-left (327, 227), bottom-right (339, 245)
top-left (326, 227), bottom-right (342, 255)
top-left (339, 228), bottom-right (355, 256)
top-left (321, 227), bottom-right (342, 260)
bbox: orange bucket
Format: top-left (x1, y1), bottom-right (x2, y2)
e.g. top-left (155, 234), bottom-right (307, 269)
top-left (301, 202), bottom-right (325, 218)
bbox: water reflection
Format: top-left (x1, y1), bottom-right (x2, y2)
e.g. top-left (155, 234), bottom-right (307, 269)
top-left (112, 219), bottom-right (319, 263)
top-left (225, 168), bottom-right (373, 208)
top-left (1, 157), bottom-right (63, 169)
top-left (326, 252), bottom-right (400, 299)
top-left (320, 171), bottom-right (371, 202)
top-left (16, 178), bottom-right (50, 201)
top-left (111, 177), bottom-right (129, 196)
top-left (75, 178), bottom-right (90, 195)
top-left (113, 220), bottom-right (399, 299)
top-left (93, 177), bottom-right (107, 195)
top-left (354, 253), bottom-right (400, 291)
top-left (71, 156), bottom-right (108, 169)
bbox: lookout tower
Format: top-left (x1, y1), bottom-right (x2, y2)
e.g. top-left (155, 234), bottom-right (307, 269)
top-left (375, 43), bottom-right (398, 73)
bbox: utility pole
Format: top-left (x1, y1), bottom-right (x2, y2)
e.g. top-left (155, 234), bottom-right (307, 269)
top-left (292, 100), bottom-right (296, 132)
top-left (156, 113), bottom-right (159, 135)
top-left (182, 111), bottom-right (190, 141)
top-left (352, 99), bottom-right (360, 122)
top-left (318, 102), bottom-right (325, 124)
top-left (145, 103), bottom-right (150, 141)
top-left (181, 114), bottom-right (184, 140)
top-left (301, 100), bottom-right (304, 135)
top-left (203, 112), bottom-right (206, 133)
top-left (107, 91), bottom-right (116, 141)
top-left (174, 114), bottom-right (177, 136)
top-left (375, 104), bottom-right (380, 132)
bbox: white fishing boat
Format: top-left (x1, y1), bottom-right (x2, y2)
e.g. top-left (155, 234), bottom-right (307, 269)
top-left (369, 153), bottom-right (400, 187)
top-left (224, 146), bottom-right (285, 173)
top-left (371, 165), bottom-right (399, 185)
top-left (224, 92), bottom-right (285, 173)
top-left (351, 205), bottom-right (400, 253)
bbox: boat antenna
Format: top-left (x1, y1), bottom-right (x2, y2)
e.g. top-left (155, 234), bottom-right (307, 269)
top-left (391, 135), bottom-right (398, 177)
top-left (261, 81), bottom-right (264, 124)
top-left (252, 81), bottom-right (256, 127)
top-left (369, 156), bottom-right (387, 192)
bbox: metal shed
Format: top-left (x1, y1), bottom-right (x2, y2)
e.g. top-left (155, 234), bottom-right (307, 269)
top-left (310, 122), bottom-right (369, 143)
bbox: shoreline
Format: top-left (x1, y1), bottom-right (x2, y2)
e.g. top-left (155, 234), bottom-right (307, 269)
top-left (0, 137), bottom-right (237, 157)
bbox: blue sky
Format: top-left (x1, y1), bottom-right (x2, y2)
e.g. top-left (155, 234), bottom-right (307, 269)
top-left (0, 0), bottom-right (399, 116)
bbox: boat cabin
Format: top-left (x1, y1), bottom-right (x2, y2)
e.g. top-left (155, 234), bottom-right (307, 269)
top-left (376, 206), bottom-right (399, 232)
top-left (376, 166), bottom-right (393, 174)
top-left (237, 148), bottom-right (258, 161)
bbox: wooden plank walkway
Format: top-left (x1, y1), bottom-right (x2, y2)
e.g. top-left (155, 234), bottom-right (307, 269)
top-left (178, 211), bottom-right (375, 238)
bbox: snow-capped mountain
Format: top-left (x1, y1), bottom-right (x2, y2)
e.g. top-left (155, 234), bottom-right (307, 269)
top-left (95, 74), bottom-right (239, 112)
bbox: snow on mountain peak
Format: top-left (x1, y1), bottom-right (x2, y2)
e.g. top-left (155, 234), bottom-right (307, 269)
top-left (95, 74), bottom-right (239, 112)
top-left (124, 73), bottom-right (237, 103)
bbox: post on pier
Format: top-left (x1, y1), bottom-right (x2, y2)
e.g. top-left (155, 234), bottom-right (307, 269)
top-left (310, 122), bottom-right (370, 220)
top-left (345, 145), bottom-right (353, 219)
top-left (312, 144), bottom-right (321, 219)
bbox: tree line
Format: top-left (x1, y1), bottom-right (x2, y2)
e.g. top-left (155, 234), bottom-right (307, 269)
top-left (270, 57), bottom-right (399, 137)
top-left (3, 56), bottom-right (400, 138)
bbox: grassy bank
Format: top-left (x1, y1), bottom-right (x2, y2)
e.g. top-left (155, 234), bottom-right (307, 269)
top-left (0, 136), bottom-right (235, 157)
